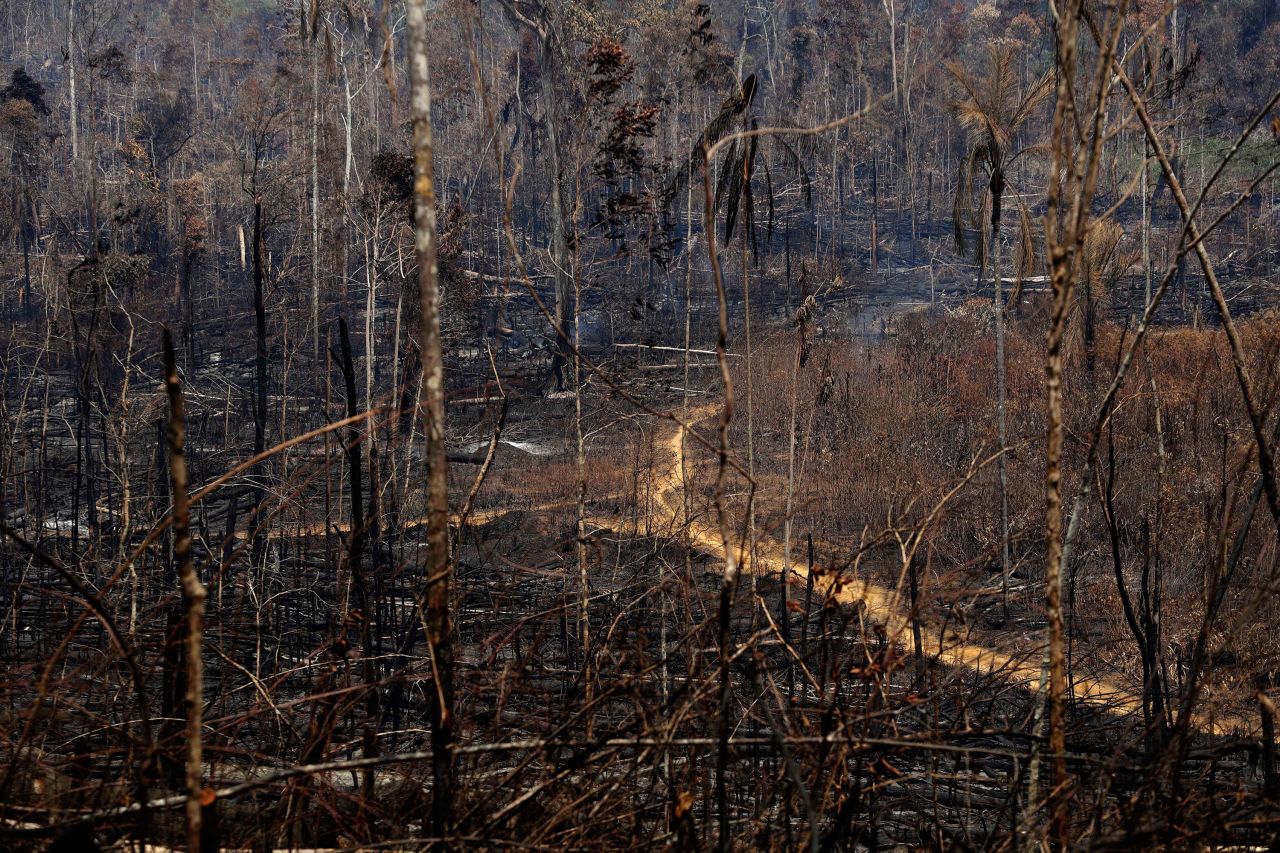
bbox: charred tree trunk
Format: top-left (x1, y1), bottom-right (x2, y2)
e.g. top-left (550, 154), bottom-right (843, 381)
top-left (337, 316), bottom-right (380, 800)
top-left (251, 200), bottom-right (268, 574)
top-left (162, 329), bottom-right (207, 853)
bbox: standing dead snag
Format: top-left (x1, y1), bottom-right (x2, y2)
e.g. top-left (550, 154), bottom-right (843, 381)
top-left (405, 0), bottom-right (453, 840)
top-left (162, 329), bottom-right (208, 853)
top-left (1043, 0), bottom-right (1126, 845)
top-left (251, 199), bottom-right (268, 576)
top-left (337, 317), bottom-right (380, 801)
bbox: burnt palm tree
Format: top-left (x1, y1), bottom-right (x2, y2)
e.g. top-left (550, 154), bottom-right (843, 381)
top-left (669, 73), bottom-right (812, 259)
top-left (949, 46), bottom-right (1052, 278)
top-left (1077, 216), bottom-right (1129, 382)
top-left (949, 46), bottom-right (1052, 611)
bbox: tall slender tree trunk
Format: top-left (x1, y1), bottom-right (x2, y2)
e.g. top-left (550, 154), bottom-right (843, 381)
top-left (1044, 10), bottom-right (1082, 843)
top-left (1142, 137), bottom-right (1151, 308)
top-left (993, 214), bottom-right (1011, 615)
top-left (882, 0), bottom-right (898, 108)
top-left (163, 330), bottom-right (207, 853)
top-left (870, 155), bottom-right (879, 272)
top-left (251, 201), bottom-right (268, 574)
top-left (67, 0), bottom-right (77, 165)
top-left (540, 30), bottom-right (573, 393)
top-left (405, 1), bottom-right (453, 839)
top-left (741, 134), bottom-right (757, 590)
top-left (338, 318), bottom-right (379, 799)
top-left (365, 236), bottom-right (378, 428)
top-left (20, 198), bottom-right (32, 316)
top-left (311, 49), bottom-right (322, 368)
top-left (182, 251), bottom-right (196, 372)
top-left (573, 243), bottom-right (591, 732)
top-left (343, 71), bottom-right (354, 197)
top-left (782, 320), bottom-right (802, 696)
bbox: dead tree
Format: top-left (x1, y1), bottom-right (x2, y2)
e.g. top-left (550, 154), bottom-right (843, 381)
top-left (406, 0), bottom-right (454, 839)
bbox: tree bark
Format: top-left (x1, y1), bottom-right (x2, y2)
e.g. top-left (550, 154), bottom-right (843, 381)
top-left (163, 330), bottom-right (207, 853)
top-left (338, 317), bottom-right (379, 799)
top-left (405, 0), bottom-right (453, 840)
top-left (251, 201), bottom-right (268, 574)
top-left (993, 210), bottom-right (1010, 615)
top-left (538, 23), bottom-right (573, 393)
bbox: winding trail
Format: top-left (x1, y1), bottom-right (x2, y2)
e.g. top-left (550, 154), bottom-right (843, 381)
top-left (271, 402), bottom-right (1238, 732)
top-left (636, 406), bottom-right (1231, 729)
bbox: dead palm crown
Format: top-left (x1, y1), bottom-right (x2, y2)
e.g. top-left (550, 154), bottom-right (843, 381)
top-left (668, 73), bottom-right (812, 260)
top-left (948, 45), bottom-right (1052, 289)
top-left (1076, 216), bottom-right (1132, 378)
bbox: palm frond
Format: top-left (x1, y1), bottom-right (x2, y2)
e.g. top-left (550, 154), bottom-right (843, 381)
top-left (989, 45), bottom-right (1018, 127)
top-left (953, 144), bottom-right (988, 256)
top-left (666, 74), bottom-right (758, 202)
top-left (775, 135), bottom-right (813, 207)
top-left (1011, 142), bottom-right (1054, 163)
top-left (1081, 217), bottom-right (1126, 302)
top-left (975, 194), bottom-right (990, 280)
top-left (713, 139), bottom-right (740, 212)
top-left (944, 58), bottom-right (978, 102)
top-left (1016, 199), bottom-right (1039, 280)
top-left (951, 76), bottom-right (993, 133)
top-left (719, 154), bottom-right (743, 243)
top-left (1009, 197), bottom-right (1038, 306)
top-left (1010, 69), bottom-right (1055, 133)
top-left (950, 46), bottom-right (1050, 150)
top-left (748, 127), bottom-right (759, 254)
top-left (740, 73), bottom-right (758, 111)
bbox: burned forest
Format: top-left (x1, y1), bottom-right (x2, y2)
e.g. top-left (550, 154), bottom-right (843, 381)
top-left (2, 0), bottom-right (1280, 849)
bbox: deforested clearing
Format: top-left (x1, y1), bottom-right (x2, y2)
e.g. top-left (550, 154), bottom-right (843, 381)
top-left (1, 0), bottom-right (1279, 849)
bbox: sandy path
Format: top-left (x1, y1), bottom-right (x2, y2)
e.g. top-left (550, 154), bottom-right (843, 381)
top-left (262, 405), bottom-right (1238, 732)
top-left (633, 407), bottom-right (1231, 728)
